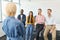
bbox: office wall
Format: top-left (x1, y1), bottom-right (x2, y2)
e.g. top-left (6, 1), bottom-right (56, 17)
top-left (20, 0), bottom-right (60, 24)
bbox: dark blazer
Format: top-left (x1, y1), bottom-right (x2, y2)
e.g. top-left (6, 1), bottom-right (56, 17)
top-left (17, 14), bottom-right (26, 25)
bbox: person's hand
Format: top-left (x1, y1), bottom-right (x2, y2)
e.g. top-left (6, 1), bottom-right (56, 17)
top-left (50, 29), bottom-right (53, 33)
top-left (44, 25), bottom-right (46, 29)
top-left (25, 24), bottom-right (27, 27)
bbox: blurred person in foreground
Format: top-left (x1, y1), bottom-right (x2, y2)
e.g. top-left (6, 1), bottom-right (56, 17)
top-left (2, 3), bottom-right (25, 40)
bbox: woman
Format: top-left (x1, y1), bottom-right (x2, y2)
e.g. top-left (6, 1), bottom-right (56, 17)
top-left (2, 3), bottom-right (24, 40)
top-left (36, 9), bottom-right (45, 40)
top-left (25, 11), bottom-right (34, 40)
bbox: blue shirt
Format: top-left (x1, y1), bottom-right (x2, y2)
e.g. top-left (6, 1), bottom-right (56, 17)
top-left (2, 16), bottom-right (25, 38)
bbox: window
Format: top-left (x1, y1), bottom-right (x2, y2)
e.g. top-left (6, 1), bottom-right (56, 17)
top-left (0, 0), bottom-right (2, 22)
top-left (13, 0), bottom-right (20, 4)
top-left (3, 0), bottom-right (12, 2)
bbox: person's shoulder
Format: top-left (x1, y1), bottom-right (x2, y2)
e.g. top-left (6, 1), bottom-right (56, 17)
top-left (23, 14), bottom-right (26, 16)
top-left (45, 15), bottom-right (48, 19)
top-left (42, 15), bottom-right (45, 17)
top-left (18, 14), bottom-right (20, 16)
top-left (51, 15), bottom-right (55, 19)
top-left (36, 15), bottom-right (39, 17)
top-left (15, 19), bottom-right (20, 23)
top-left (26, 16), bottom-right (28, 18)
top-left (3, 17), bottom-right (9, 21)
top-left (16, 18), bottom-right (23, 24)
top-left (3, 17), bottom-right (9, 24)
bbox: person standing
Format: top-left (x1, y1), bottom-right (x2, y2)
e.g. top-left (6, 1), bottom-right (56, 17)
top-left (36, 9), bottom-right (45, 40)
top-left (44, 9), bottom-right (56, 40)
top-left (17, 9), bottom-right (26, 26)
top-left (2, 3), bottom-right (25, 40)
top-left (25, 11), bottom-right (34, 40)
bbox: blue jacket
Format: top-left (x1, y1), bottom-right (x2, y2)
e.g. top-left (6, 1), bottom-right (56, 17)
top-left (17, 14), bottom-right (26, 25)
top-left (2, 16), bottom-right (25, 40)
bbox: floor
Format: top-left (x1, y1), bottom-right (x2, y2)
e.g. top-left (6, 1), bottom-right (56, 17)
top-left (0, 35), bottom-right (6, 40)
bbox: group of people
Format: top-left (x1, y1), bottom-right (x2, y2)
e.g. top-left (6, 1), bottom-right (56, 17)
top-left (2, 3), bottom-right (56, 40)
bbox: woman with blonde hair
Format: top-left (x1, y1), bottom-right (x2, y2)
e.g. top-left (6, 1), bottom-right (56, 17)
top-left (2, 3), bottom-right (24, 40)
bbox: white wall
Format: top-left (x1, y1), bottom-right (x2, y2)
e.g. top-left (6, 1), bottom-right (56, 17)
top-left (20, 0), bottom-right (60, 24)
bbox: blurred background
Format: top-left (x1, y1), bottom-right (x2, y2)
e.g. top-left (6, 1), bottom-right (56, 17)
top-left (0, 0), bottom-right (60, 38)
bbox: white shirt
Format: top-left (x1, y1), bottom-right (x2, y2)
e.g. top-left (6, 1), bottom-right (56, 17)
top-left (21, 15), bottom-right (23, 20)
top-left (45, 15), bottom-right (55, 25)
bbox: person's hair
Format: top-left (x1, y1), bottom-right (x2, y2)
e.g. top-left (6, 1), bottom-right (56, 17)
top-left (47, 9), bottom-right (52, 12)
top-left (21, 9), bottom-right (24, 12)
top-left (38, 8), bottom-right (42, 15)
top-left (6, 3), bottom-right (16, 16)
top-left (38, 8), bottom-right (42, 11)
top-left (28, 11), bottom-right (34, 23)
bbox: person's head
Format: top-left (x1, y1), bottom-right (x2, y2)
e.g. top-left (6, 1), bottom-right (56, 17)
top-left (6, 3), bottom-right (16, 16)
top-left (28, 11), bottom-right (33, 23)
top-left (47, 9), bottom-right (52, 16)
top-left (20, 9), bottom-right (24, 15)
top-left (29, 11), bottom-right (33, 17)
top-left (38, 8), bottom-right (42, 15)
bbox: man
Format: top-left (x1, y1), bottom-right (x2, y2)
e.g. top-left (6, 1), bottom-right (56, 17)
top-left (17, 9), bottom-right (26, 40)
top-left (44, 9), bottom-right (56, 40)
top-left (17, 9), bottom-right (26, 26)
top-left (36, 9), bottom-right (45, 40)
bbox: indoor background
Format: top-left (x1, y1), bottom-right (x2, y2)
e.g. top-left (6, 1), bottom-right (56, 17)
top-left (0, 0), bottom-right (60, 37)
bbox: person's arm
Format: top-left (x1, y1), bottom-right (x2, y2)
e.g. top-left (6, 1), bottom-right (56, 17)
top-left (44, 16), bottom-right (46, 29)
top-left (22, 15), bottom-right (26, 23)
top-left (50, 17), bottom-right (56, 33)
top-left (26, 16), bottom-right (28, 24)
top-left (17, 15), bottom-right (20, 20)
top-left (35, 16), bottom-right (38, 24)
top-left (52, 17), bottom-right (56, 30)
top-left (2, 20), bottom-right (9, 35)
top-left (33, 17), bottom-right (35, 26)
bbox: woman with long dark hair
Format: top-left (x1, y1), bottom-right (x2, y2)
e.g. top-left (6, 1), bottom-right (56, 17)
top-left (25, 11), bottom-right (34, 40)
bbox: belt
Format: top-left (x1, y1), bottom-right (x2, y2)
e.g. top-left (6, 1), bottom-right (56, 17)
top-left (47, 25), bottom-right (54, 26)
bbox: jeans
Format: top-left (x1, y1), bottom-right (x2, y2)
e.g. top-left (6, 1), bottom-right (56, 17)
top-left (25, 24), bottom-right (34, 40)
